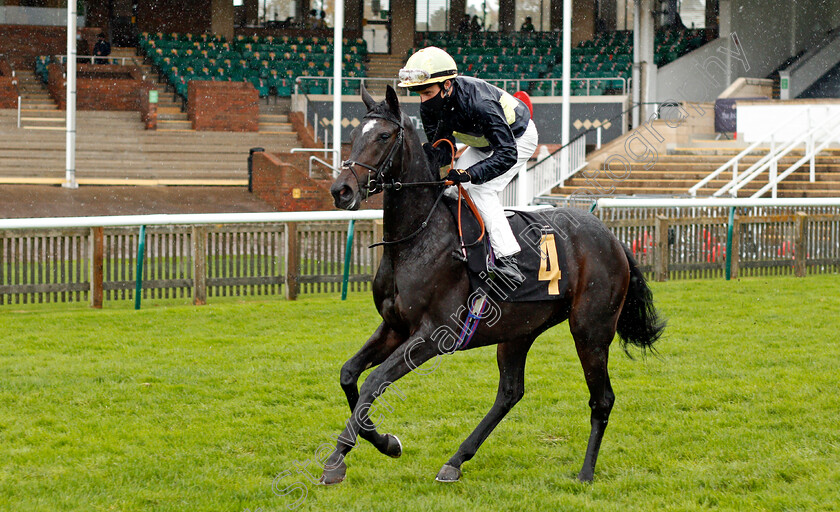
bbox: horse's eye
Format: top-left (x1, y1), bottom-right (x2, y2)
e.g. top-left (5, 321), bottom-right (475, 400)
top-left (379, 133), bottom-right (390, 142)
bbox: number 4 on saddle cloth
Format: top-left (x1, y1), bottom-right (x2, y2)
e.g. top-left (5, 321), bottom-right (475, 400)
top-left (443, 196), bottom-right (570, 303)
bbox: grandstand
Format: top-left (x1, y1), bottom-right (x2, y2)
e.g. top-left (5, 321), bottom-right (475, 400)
top-left (0, 0), bottom-right (838, 215)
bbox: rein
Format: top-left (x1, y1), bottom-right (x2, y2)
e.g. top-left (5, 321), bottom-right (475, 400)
top-left (350, 114), bottom-right (485, 251)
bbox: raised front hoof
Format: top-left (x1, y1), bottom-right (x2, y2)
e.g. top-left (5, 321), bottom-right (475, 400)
top-left (435, 464), bottom-right (462, 483)
top-left (318, 461), bottom-right (347, 486)
top-left (383, 434), bottom-right (402, 458)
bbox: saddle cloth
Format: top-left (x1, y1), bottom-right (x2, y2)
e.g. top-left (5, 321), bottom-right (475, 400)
top-left (443, 196), bottom-right (569, 303)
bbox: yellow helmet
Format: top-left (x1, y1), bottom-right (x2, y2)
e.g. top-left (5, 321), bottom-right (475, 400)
top-left (397, 46), bottom-right (458, 88)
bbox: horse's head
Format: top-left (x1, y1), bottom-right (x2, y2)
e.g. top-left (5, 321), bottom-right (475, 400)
top-left (331, 84), bottom-right (405, 210)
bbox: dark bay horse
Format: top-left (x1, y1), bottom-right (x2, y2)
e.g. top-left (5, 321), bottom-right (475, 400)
top-left (321, 85), bottom-right (664, 484)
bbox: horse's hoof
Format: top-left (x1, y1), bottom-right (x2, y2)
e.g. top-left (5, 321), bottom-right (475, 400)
top-left (577, 470), bottom-right (594, 483)
top-left (318, 461), bottom-right (347, 486)
top-left (435, 463), bottom-right (462, 483)
top-left (384, 434), bottom-right (402, 458)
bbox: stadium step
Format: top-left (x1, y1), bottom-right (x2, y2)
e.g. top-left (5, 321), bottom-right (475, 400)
top-left (551, 142), bottom-right (840, 198)
top-left (0, 110), bottom-right (303, 183)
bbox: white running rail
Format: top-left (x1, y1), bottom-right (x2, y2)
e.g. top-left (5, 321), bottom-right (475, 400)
top-left (689, 109), bottom-right (807, 197)
top-left (721, 110), bottom-right (840, 198)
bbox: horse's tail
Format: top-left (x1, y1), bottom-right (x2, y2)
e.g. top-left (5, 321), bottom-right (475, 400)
top-left (616, 244), bottom-right (665, 354)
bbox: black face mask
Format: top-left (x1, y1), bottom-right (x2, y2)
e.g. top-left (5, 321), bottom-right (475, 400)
top-left (420, 84), bottom-right (450, 116)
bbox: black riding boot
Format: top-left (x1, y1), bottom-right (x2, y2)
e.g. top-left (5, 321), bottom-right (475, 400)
top-left (491, 254), bottom-right (526, 285)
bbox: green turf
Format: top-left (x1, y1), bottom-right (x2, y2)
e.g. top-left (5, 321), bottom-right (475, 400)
top-left (1, 275), bottom-right (839, 511)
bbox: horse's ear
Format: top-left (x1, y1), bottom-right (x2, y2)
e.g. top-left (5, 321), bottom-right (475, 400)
top-left (385, 85), bottom-right (400, 118)
top-left (361, 83), bottom-right (375, 110)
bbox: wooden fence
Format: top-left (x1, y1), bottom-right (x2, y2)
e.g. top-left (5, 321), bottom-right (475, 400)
top-left (1, 210), bottom-right (837, 306)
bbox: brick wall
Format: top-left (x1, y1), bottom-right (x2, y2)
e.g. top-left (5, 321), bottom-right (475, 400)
top-left (251, 152), bottom-right (335, 211)
top-left (187, 80), bottom-right (258, 131)
top-left (0, 25), bottom-right (66, 67)
top-left (0, 58), bottom-right (18, 108)
top-left (136, 0), bottom-right (212, 36)
top-left (48, 63), bottom-right (153, 111)
top-left (251, 150), bottom-right (382, 212)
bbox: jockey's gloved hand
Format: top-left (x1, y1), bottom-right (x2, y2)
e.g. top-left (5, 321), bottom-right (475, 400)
top-left (446, 168), bottom-right (471, 183)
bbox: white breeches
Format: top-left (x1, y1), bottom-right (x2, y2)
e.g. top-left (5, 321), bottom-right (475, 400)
top-left (450, 120), bottom-right (539, 258)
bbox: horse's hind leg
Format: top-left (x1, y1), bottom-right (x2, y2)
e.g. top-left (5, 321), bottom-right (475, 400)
top-left (436, 338), bottom-right (534, 483)
top-left (570, 315), bottom-right (617, 482)
top-left (340, 321), bottom-right (405, 458)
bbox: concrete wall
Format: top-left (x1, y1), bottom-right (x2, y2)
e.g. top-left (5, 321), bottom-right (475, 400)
top-left (657, 0), bottom-right (839, 104)
top-left (718, 77), bottom-right (772, 99)
top-left (786, 30), bottom-right (840, 98)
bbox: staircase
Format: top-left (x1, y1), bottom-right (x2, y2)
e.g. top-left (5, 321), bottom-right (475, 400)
top-left (551, 145), bottom-right (840, 198)
top-left (0, 109), bottom-right (301, 185)
top-left (364, 54), bottom-right (406, 96)
top-left (14, 68), bottom-right (62, 130)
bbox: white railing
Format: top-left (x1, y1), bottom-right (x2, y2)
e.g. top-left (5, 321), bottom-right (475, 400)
top-left (53, 55), bottom-right (141, 66)
top-left (718, 109), bottom-right (840, 198)
top-left (294, 75), bottom-right (628, 97)
top-left (16, 95), bottom-right (21, 128)
top-left (751, 120), bottom-right (840, 198)
top-left (500, 135), bottom-right (588, 207)
top-left (689, 109), bottom-right (808, 197)
top-left (0, 211), bottom-right (383, 231)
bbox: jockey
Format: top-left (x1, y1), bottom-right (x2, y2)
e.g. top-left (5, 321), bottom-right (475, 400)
top-left (398, 46), bottom-right (538, 285)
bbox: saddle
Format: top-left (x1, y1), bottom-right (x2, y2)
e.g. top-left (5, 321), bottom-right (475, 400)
top-left (443, 195), bottom-right (569, 303)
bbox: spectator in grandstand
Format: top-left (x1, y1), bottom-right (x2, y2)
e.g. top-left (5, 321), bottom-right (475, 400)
top-left (470, 15), bottom-right (482, 34)
top-left (92, 33), bottom-right (111, 64)
top-left (306, 9), bottom-right (320, 29)
top-left (318, 10), bottom-right (328, 29)
top-left (397, 46), bottom-right (538, 284)
top-left (457, 14), bottom-right (471, 33)
top-left (520, 16), bottom-right (535, 33)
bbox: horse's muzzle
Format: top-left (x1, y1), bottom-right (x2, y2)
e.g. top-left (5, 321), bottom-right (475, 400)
top-left (330, 182), bottom-right (360, 210)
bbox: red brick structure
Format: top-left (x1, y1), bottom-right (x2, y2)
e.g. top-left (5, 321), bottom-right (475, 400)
top-left (0, 58), bottom-right (18, 109)
top-left (251, 152), bottom-right (335, 211)
top-left (48, 63), bottom-right (153, 111)
top-left (251, 150), bottom-right (381, 212)
top-left (0, 25), bottom-right (66, 67)
top-left (187, 80), bottom-right (258, 131)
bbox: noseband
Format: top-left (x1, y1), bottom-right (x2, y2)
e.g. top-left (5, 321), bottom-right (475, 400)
top-left (341, 113), bottom-right (404, 199)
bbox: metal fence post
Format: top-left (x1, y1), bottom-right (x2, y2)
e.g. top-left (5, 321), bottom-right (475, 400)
top-left (134, 225), bottom-right (146, 310)
top-left (341, 220), bottom-right (355, 300)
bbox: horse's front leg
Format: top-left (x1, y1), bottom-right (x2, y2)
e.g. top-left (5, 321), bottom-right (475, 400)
top-left (340, 321), bottom-right (405, 458)
top-left (321, 330), bottom-right (444, 485)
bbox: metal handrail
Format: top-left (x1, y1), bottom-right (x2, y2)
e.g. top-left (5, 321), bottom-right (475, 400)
top-left (751, 119), bottom-right (840, 198)
top-left (52, 55), bottom-right (140, 65)
top-left (722, 111), bottom-right (840, 197)
top-left (16, 95), bottom-right (21, 128)
top-left (689, 109), bottom-right (808, 197)
top-left (294, 75), bottom-right (627, 97)
top-left (291, 148), bottom-right (338, 154)
top-left (309, 155), bottom-right (338, 177)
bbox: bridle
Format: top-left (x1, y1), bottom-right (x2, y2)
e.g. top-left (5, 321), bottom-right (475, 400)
top-left (340, 113), bottom-right (405, 199)
top-left (339, 110), bottom-right (483, 250)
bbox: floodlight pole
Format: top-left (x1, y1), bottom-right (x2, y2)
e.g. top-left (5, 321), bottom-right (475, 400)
top-left (64, 2), bottom-right (78, 189)
top-left (560, 0), bottom-right (571, 181)
top-left (332, 0), bottom-right (344, 172)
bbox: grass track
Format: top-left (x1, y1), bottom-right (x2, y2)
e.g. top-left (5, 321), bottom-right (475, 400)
top-left (1, 275), bottom-right (839, 511)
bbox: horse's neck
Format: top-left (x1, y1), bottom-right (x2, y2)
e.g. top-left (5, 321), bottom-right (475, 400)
top-left (381, 143), bottom-right (454, 255)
